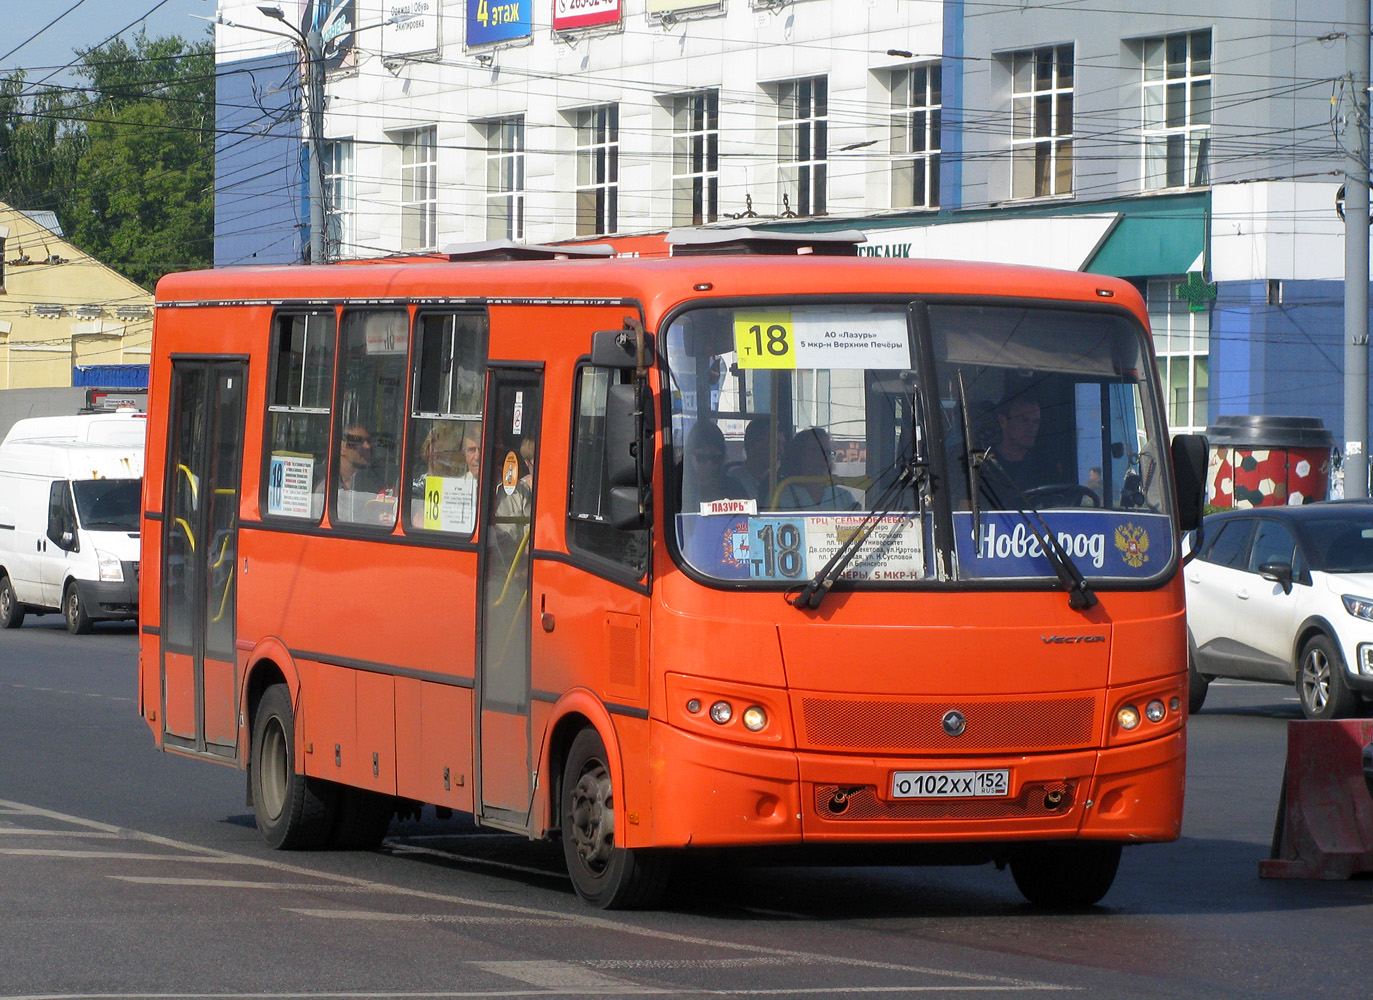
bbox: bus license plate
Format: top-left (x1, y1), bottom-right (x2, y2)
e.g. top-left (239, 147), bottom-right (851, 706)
top-left (890, 769), bottom-right (1010, 799)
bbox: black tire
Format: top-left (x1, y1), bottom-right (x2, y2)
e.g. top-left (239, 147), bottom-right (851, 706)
top-left (329, 787), bottom-right (395, 850)
top-left (249, 684), bottom-right (336, 849)
top-left (1187, 648), bottom-right (1209, 715)
top-left (64, 584), bottom-right (92, 635)
top-left (1009, 841), bottom-right (1122, 908)
top-left (0, 574), bottom-right (25, 629)
top-left (1297, 633), bottom-right (1358, 720)
top-left (560, 727), bottom-right (670, 909)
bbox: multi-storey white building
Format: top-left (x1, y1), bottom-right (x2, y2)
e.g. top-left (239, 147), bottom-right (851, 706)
top-left (214, 1), bottom-right (1367, 447)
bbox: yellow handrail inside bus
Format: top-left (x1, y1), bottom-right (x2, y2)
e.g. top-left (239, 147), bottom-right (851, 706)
top-left (177, 464), bottom-right (199, 505)
top-left (209, 532), bottom-right (234, 623)
top-left (493, 526), bottom-right (530, 608)
top-left (174, 517), bottom-right (196, 552)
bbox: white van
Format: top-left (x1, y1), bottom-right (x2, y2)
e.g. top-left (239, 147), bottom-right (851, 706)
top-left (0, 412), bottom-right (146, 633)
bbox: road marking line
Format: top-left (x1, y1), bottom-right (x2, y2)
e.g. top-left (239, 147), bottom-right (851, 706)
top-left (286, 908), bottom-right (571, 926)
top-left (0, 849), bottom-right (259, 862)
top-left (0, 829), bottom-right (123, 838)
top-left (0, 798), bottom-right (1064, 992)
top-left (387, 841), bottom-right (568, 880)
top-left (474, 960), bottom-right (641, 990)
top-left (0, 987), bottom-right (1068, 999)
top-left (110, 878), bottom-right (374, 890)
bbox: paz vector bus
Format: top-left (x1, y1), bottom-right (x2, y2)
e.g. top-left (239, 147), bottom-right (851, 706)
top-left (137, 231), bottom-right (1207, 909)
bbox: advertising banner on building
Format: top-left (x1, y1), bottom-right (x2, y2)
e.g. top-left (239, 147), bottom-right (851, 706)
top-left (467, 0), bottom-right (532, 45)
top-left (304, 0), bottom-right (356, 70)
top-left (381, 1), bottom-right (439, 55)
top-left (552, 0), bottom-right (620, 31)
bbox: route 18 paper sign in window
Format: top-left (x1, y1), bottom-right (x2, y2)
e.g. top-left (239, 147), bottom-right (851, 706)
top-left (552, 0), bottom-right (620, 30)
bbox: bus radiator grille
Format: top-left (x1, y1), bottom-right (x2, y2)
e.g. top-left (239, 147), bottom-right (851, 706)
top-left (799, 696), bottom-right (1096, 753)
top-left (813, 782), bottom-right (1076, 821)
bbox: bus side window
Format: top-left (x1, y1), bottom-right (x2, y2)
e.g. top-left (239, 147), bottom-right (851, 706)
top-left (404, 311), bottom-right (487, 537)
top-left (567, 365), bottom-right (648, 577)
top-left (333, 309), bottom-right (409, 530)
top-left (263, 311), bottom-right (335, 522)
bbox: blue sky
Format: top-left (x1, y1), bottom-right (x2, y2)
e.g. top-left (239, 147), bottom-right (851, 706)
top-left (1, 0), bottom-right (214, 85)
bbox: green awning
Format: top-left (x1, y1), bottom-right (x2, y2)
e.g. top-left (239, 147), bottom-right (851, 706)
top-left (1085, 202), bottom-right (1207, 277)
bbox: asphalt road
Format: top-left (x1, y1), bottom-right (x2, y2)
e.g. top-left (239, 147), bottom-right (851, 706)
top-left (0, 613), bottom-right (1370, 1000)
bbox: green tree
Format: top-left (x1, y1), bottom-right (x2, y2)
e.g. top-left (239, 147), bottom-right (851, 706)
top-left (68, 32), bottom-right (215, 287)
top-left (0, 73), bottom-right (86, 214)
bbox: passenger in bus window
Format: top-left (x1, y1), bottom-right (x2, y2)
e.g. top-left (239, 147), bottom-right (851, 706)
top-left (731, 417), bottom-right (785, 503)
top-left (410, 422), bottom-right (467, 527)
top-left (463, 432), bottom-right (482, 478)
top-left (772, 427), bottom-right (859, 512)
top-left (336, 423), bottom-right (388, 522)
top-left (493, 437), bottom-right (535, 556)
top-left (682, 422), bottom-right (747, 511)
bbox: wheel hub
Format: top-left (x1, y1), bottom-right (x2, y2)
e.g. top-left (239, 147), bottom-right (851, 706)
top-left (568, 763), bottom-right (615, 874)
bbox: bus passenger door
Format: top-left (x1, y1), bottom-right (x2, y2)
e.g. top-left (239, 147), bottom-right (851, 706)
top-left (160, 359), bottom-right (247, 761)
top-left (476, 370), bottom-right (541, 829)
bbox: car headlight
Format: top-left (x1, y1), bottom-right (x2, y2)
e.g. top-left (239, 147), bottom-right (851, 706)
top-left (96, 549), bottom-right (124, 583)
top-left (1342, 594), bottom-right (1373, 621)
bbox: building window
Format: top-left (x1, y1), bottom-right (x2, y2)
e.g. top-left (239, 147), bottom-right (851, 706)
top-left (889, 63), bottom-right (941, 209)
top-left (671, 90), bottom-right (719, 226)
top-left (1141, 30), bottom-right (1211, 189)
top-left (1149, 277), bottom-right (1210, 434)
top-left (399, 127), bottom-right (437, 250)
top-left (484, 117), bottom-right (525, 241)
top-left (575, 105), bottom-right (618, 237)
top-left (323, 139), bottom-right (355, 259)
top-left (1010, 45), bottom-right (1073, 199)
top-left (777, 76), bottom-right (827, 217)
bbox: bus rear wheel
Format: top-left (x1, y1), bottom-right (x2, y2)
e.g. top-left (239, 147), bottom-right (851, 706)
top-left (329, 787), bottom-right (395, 850)
top-left (250, 684), bottom-right (336, 849)
top-left (0, 574), bottom-right (25, 629)
top-left (560, 727), bottom-right (670, 909)
top-left (1009, 841), bottom-right (1121, 908)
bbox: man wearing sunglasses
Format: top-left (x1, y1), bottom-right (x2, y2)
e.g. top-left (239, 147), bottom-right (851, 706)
top-left (337, 423), bottom-right (390, 523)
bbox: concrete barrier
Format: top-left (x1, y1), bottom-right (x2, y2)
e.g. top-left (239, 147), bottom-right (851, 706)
top-left (1260, 719), bottom-right (1373, 879)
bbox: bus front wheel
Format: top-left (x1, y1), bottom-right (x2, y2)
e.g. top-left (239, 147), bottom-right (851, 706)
top-left (560, 727), bottom-right (670, 909)
top-left (250, 684), bottom-right (336, 849)
top-left (1009, 841), bottom-right (1121, 908)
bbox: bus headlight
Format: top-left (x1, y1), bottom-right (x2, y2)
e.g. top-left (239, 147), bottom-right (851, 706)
top-left (1117, 704), bottom-right (1141, 730)
top-left (709, 701), bottom-right (733, 725)
top-left (742, 706), bottom-right (768, 732)
top-left (96, 549), bottom-right (124, 582)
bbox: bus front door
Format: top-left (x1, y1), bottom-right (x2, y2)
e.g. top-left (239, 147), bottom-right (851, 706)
top-left (476, 370), bottom-right (542, 830)
top-left (160, 359), bottom-right (247, 761)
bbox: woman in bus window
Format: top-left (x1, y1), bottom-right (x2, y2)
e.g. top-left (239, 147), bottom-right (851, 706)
top-left (772, 427), bottom-right (859, 512)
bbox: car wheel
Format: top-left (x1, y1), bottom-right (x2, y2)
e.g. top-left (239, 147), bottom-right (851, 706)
top-left (1187, 647), bottom-right (1209, 715)
top-left (250, 684), bottom-right (337, 849)
top-left (560, 727), bottom-right (670, 909)
top-left (0, 574), bottom-right (25, 629)
top-left (1297, 634), bottom-right (1359, 720)
top-left (1009, 841), bottom-right (1122, 908)
top-left (64, 584), bottom-right (92, 635)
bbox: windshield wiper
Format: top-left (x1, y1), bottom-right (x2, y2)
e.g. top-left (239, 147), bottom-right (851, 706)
top-left (977, 457), bottom-right (1098, 611)
top-left (954, 371), bottom-right (984, 544)
top-left (790, 453), bottom-right (928, 611)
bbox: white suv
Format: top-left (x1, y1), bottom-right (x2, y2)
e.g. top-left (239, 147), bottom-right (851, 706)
top-left (1185, 501), bottom-right (1373, 718)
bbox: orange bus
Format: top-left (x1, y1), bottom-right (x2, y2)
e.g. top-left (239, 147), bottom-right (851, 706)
top-left (138, 233), bottom-right (1207, 909)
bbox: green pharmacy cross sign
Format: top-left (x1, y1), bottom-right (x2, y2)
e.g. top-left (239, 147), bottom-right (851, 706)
top-left (1176, 271), bottom-right (1217, 313)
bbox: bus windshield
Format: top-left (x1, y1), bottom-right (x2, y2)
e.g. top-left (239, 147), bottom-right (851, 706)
top-left (665, 301), bottom-right (1172, 587)
top-left (72, 478), bottom-right (142, 532)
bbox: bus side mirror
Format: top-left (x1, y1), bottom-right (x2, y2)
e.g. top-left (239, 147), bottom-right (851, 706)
top-left (591, 329), bottom-right (656, 369)
top-left (1171, 433), bottom-right (1208, 532)
top-left (605, 382), bottom-right (655, 530)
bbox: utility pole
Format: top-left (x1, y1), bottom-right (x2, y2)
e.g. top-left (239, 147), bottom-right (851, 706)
top-left (1344, 0), bottom-right (1370, 496)
top-left (258, 6), bottom-right (327, 265)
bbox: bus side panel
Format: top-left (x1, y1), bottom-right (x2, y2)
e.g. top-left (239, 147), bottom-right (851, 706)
top-left (307, 662), bottom-right (357, 783)
top-left (395, 678), bottom-right (474, 812)
top-left (203, 658), bottom-right (238, 747)
top-left (357, 671), bottom-right (397, 795)
top-left (163, 650), bottom-right (197, 740)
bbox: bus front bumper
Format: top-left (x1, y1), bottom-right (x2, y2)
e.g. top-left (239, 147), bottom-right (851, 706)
top-left (641, 720), bottom-right (1184, 849)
